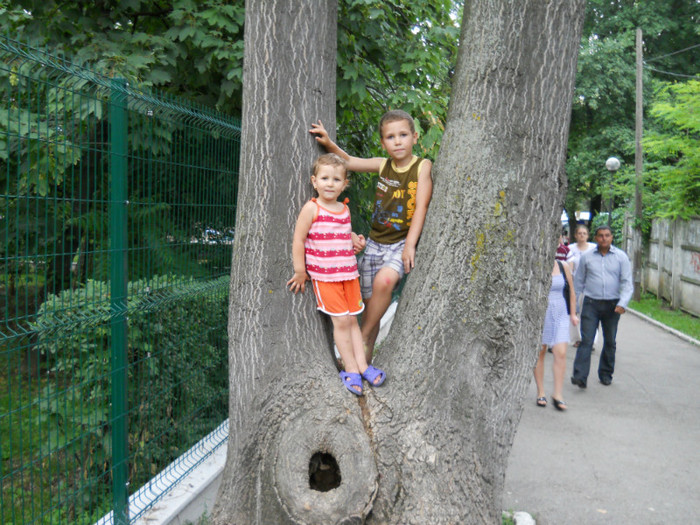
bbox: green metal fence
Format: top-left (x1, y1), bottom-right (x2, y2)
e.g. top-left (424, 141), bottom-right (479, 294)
top-left (0, 37), bottom-right (239, 524)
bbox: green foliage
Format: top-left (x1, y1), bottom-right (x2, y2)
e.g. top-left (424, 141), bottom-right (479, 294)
top-left (0, 50), bottom-right (92, 293)
top-left (337, 0), bottom-right (460, 158)
top-left (643, 80), bottom-right (700, 219)
top-left (590, 207), bottom-right (625, 244)
top-left (183, 510), bottom-right (213, 525)
top-left (1, 36), bottom-right (235, 517)
top-left (30, 275), bottom-right (229, 521)
top-left (566, 0), bottom-right (699, 226)
top-left (1, 40), bottom-right (238, 300)
top-left (337, 0), bottom-right (462, 233)
top-left (2, 1), bottom-right (463, 237)
top-left (501, 512), bottom-right (516, 525)
top-left (2, 0), bottom-right (246, 114)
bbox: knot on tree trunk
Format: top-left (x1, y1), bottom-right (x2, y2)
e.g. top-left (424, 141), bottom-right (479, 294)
top-left (273, 405), bottom-right (378, 524)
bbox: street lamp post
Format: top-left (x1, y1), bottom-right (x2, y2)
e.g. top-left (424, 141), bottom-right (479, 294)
top-left (604, 156), bottom-right (620, 225)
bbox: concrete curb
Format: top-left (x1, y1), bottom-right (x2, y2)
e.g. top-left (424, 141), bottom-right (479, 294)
top-left (131, 444), bottom-right (226, 525)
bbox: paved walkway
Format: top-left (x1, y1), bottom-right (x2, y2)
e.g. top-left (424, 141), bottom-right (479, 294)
top-left (503, 312), bottom-right (700, 524)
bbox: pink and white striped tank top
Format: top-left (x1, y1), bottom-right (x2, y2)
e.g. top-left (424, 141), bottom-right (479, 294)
top-left (304, 198), bottom-right (359, 282)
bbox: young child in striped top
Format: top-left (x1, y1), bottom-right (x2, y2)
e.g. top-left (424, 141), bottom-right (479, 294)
top-left (287, 153), bottom-right (386, 396)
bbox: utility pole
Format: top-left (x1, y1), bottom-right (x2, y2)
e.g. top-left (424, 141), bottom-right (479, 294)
top-left (633, 28), bottom-right (643, 300)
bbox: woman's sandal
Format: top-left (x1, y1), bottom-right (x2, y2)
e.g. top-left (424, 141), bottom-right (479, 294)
top-left (551, 397), bottom-right (567, 411)
top-left (339, 371), bottom-right (363, 396)
top-left (536, 396), bottom-right (547, 407)
top-left (361, 365), bottom-right (386, 386)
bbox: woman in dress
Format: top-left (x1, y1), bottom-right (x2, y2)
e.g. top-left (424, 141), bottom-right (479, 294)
top-left (534, 259), bottom-right (578, 410)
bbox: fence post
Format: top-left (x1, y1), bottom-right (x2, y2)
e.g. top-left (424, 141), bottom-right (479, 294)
top-left (110, 78), bottom-right (130, 525)
top-left (671, 219), bottom-right (683, 310)
top-left (657, 219), bottom-right (666, 300)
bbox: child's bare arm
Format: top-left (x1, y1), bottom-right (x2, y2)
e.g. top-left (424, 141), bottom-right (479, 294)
top-left (287, 202), bottom-right (316, 293)
top-left (351, 232), bottom-right (366, 254)
top-left (309, 120), bottom-right (384, 173)
top-left (402, 160), bottom-right (433, 273)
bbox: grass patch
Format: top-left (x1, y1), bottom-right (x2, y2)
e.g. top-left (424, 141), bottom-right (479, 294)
top-left (630, 293), bottom-right (700, 341)
top-left (183, 510), bottom-right (212, 524)
top-left (502, 511), bottom-right (516, 524)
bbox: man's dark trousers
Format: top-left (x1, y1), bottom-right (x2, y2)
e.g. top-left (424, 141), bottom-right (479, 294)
top-left (573, 297), bottom-right (621, 384)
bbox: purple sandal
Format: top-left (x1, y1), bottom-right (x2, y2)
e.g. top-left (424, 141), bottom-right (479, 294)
top-left (339, 371), bottom-right (363, 396)
top-left (361, 365), bottom-right (386, 386)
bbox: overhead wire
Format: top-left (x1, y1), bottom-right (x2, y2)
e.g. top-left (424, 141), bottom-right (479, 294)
top-left (645, 43), bottom-right (700, 63)
top-left (642, 65), bottom-right (698, 79)
top-left (641, 42), bottom-right (699, 79)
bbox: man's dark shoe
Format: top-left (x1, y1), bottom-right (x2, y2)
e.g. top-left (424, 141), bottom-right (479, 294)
top-left (600, 377), bottom-right (612, 386)
top-left (571, 376), bottom-right (587, 389)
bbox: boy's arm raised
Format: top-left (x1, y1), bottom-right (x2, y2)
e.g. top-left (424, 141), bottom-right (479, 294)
top-left (309, 120), bottom-right (383, 173)
top-left (402, 159), bottom-right (433, 273)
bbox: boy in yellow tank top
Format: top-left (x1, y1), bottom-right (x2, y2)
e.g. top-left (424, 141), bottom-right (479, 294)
top-left (310, 110), bottom-right (433, 363)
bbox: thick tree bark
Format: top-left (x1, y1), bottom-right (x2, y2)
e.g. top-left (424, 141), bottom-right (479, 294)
top-left (213, 2), bottom-right (378, 524)
top-left (365, 2), bottom-right (586, 522)
top-left (214, 1), bottom-right (585, 524)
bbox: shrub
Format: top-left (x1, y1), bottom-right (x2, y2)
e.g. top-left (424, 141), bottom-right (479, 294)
top-left (31, 275), bottom-right (229, 520)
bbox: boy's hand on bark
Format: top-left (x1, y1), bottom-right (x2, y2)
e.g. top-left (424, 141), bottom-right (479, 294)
top-left (402, 245), bottom-right (416, 274)
top-left (309, 120), bottom-right (330, 146)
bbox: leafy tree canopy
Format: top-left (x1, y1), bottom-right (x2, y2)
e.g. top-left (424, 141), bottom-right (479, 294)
top-left (566, 0), bottom-right (699, 228)
top-left (643, 80), bottom-right (700, 219)
top-left (4, 0), bottom-right (697, 232)
top-left (2, 0), bottom-right (245, 114)
top-left (1, 0), bottom-right (244, 294)
top-left (2, 0), bottom-right (460, 143)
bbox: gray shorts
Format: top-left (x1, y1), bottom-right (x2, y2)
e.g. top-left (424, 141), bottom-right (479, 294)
top-left (358, 238), bottom-right (405, 298)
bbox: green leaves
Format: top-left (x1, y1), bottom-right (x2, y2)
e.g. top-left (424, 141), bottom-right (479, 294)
top-left (30, 274), bottom-right (229, 515)
top-left (3, 0), bottom-right (246, 113)
top-left (334, 1), bottom-right (463, 232)
top-left (566, 0), bottom-right (699, 228)
top-left (643, 80), bottom-right (700, 219)
top-left (337, 0), bottom-right (461, 161)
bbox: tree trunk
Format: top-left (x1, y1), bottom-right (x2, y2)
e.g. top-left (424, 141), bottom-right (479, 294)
top-left (213, 1), bottom-right (586, 523)
top-left (366, 2), bottom-right (586, 521)
top-left (213, 2), bottom-right (377, 524)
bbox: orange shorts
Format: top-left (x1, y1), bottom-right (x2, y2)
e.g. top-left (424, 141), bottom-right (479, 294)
top-left (312, 278), bottom-right (365, 316)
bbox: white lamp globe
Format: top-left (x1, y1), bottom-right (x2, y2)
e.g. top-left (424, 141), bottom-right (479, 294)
top-left (605, 157), bottom-right (621, 171)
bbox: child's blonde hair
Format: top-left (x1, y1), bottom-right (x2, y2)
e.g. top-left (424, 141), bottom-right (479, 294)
top-left (379, 110), bottom-right (415, 137)
top-left (312, 153), bottom-right (347, 178)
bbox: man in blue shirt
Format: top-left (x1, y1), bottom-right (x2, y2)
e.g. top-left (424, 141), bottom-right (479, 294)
top-left (571, 225), bottom-right (633, 388)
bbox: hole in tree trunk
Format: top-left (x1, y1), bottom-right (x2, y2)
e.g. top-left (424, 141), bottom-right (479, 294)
top-left (308, 452), bottom-right (341, 492)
